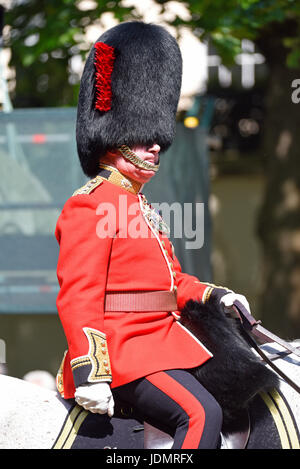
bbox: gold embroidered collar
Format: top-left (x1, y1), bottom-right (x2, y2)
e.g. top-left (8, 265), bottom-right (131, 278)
top-left (98, 163), bottom-right (142, 195)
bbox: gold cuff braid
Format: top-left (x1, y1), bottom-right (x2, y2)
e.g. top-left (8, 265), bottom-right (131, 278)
top-left (71, 328), bottom-right (112, 383)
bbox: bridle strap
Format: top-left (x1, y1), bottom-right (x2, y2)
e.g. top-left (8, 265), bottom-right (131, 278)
top-left (232, 301), bottom-right (300, 358)
top-left (229, 302), bottom-right (300, 395)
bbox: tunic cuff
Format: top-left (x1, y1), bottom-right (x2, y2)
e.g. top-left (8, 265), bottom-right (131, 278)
top-left (201, 283), bottom-right (232, 304)
top-left (70, 327), bottom-right (112, 387)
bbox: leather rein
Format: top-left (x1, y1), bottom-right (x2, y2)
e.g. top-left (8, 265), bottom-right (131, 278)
top-left (229, 301), bottom-right (300, 395)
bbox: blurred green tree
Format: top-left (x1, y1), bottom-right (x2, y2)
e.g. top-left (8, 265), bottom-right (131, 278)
top-left (4, 0), bottom-right (300, 336)
top-left (167, 0), bottom-right (300, 337)
top-left (3, 0), bottom-right (135, 107)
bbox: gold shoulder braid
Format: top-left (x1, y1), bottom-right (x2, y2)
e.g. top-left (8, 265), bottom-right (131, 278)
top-left (72, 176), bottom-right (103, 196)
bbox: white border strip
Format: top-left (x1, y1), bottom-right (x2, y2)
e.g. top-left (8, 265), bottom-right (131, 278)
top-left (175, 321), bottom-right (213, 357)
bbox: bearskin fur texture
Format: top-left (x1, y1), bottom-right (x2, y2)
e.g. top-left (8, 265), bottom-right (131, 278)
top-left (180, 298), bottom-right (279, 434)
top-left (76, 21), bottom-right (182, 177)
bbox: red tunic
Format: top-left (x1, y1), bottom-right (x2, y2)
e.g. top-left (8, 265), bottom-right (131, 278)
top-left (55, 177), bottom-right (214, 399)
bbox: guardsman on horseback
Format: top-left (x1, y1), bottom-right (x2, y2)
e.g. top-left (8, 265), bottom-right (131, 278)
top-left (55, 21), bottom-right (252, 449)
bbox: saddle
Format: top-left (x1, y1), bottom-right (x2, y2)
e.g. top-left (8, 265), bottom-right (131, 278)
top-left (53, 394), bottom-right (251, 449)
top-left (144, 414), bottom-right (250, 449)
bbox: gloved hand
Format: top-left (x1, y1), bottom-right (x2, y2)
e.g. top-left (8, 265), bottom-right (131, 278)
top-left (74, 382), bottom-right (114, 417)
top-left (220, 292), bottom-right (251, 315)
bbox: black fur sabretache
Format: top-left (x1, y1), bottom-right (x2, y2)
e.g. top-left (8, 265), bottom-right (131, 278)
top-left (76, 21), bottom-right (182, 177)
top-left (180, 298), bottom-right (279, 434)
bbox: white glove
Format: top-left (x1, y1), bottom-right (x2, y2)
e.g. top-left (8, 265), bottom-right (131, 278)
top-left (220, 292), bottom-right (251, 314)
top-left (74, 382), bottom-right (114, 417)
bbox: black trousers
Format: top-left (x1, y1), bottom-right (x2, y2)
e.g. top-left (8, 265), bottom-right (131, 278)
top-left (113, 369), bottom-right (223, 449)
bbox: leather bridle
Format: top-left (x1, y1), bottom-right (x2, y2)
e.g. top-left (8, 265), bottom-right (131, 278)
top-left (229, 301), bottom-right (300, 395)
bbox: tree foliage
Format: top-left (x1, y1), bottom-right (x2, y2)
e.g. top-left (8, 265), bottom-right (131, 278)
top-left (167, 0), bottom-right (300, 67)
top-left (4, 0), bottom-right (300, 107)
top-left (3, 0), bottom-right (136, 106)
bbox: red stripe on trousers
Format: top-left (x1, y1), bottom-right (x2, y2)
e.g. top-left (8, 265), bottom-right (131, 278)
top-left (146, 371), bottom-right (205, 449)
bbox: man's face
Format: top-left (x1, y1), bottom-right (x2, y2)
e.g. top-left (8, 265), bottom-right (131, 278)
top-left (106, 144), bottom-right (160, 184)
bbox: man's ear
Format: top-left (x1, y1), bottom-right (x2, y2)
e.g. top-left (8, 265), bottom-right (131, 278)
top-left (101, 149), bottom-right (120, 163)
top-left (105, 148), bottom-right (120, 158)
top-left (108, 148), bottom-right (120, 156)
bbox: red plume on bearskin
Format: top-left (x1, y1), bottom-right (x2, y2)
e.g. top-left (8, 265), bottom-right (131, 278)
top-left (94, 42), bottom-right (116, 112)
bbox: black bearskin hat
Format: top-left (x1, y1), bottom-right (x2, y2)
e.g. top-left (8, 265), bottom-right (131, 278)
top-left (76, 21), bottom-right (182, 177)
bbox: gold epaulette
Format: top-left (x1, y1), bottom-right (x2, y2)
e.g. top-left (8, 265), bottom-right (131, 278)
top-left (72, 176), bottom-right (103, 196)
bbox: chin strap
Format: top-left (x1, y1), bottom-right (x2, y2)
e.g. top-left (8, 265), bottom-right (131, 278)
top-left (118, 145), bottom-right (160, 172)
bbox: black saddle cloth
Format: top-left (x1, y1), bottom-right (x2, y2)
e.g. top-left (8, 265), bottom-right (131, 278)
top-left (53, 396), bottom-right (144, 449)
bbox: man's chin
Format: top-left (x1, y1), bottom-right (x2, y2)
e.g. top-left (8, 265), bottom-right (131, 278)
top-left (127, 170), bottom-right (155, 185)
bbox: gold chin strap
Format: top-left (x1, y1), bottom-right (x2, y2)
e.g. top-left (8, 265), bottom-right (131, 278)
top-left (118, 145), bottom-right (160, 172)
